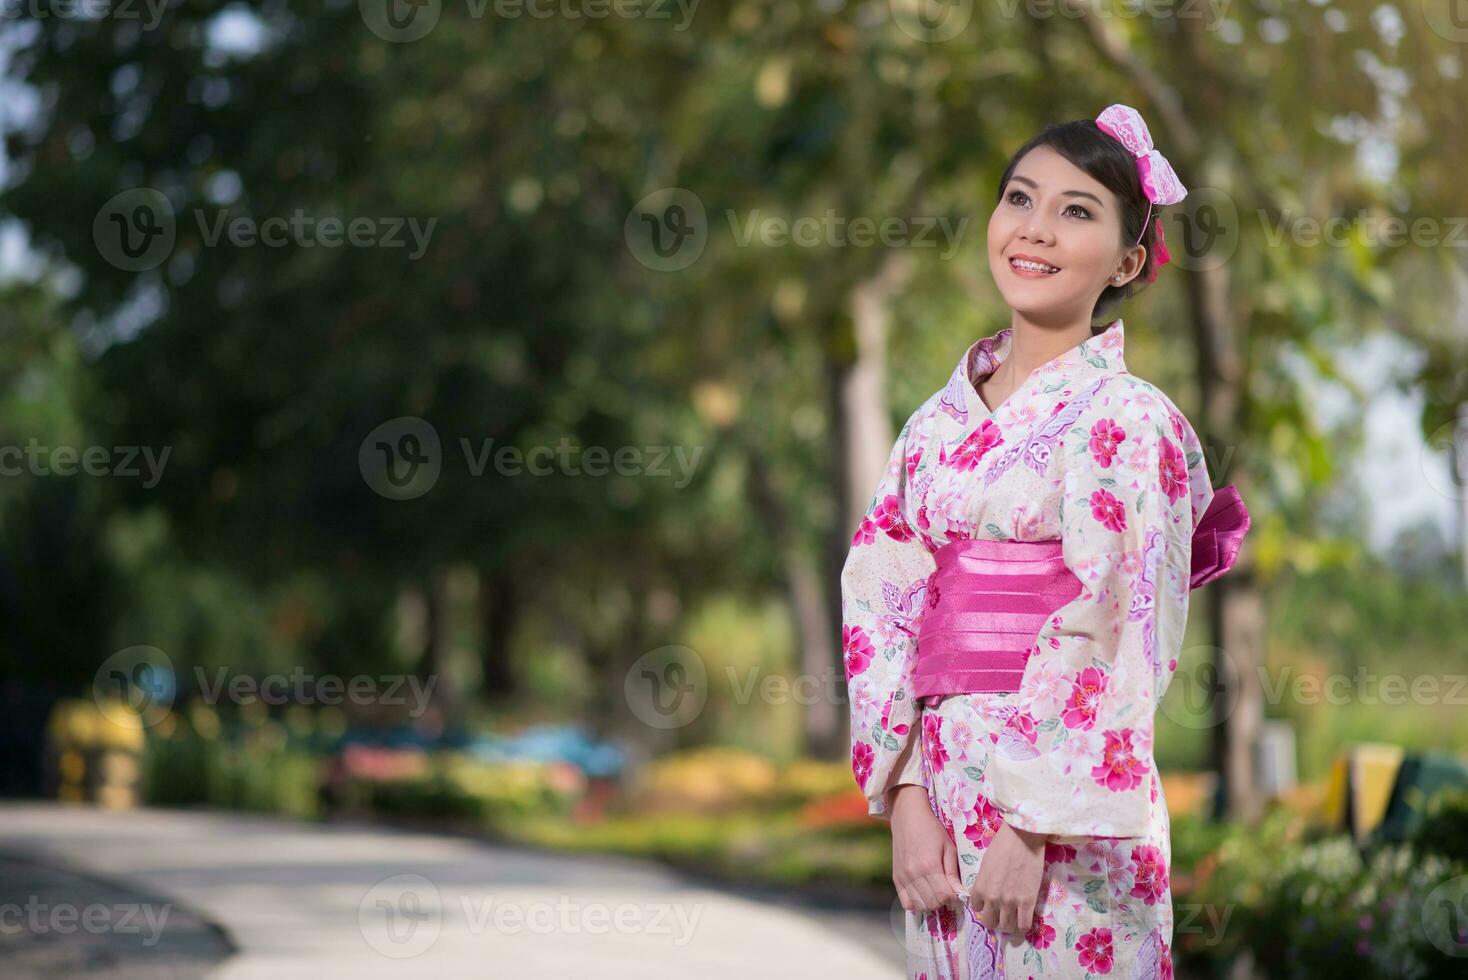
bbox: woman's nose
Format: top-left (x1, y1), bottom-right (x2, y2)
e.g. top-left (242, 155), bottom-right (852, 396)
top-left (1019, 217), bottom-right (1055, 245)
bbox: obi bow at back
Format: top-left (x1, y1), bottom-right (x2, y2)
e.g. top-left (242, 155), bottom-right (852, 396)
top-left (1189, 483), bottom-right (1250, 590)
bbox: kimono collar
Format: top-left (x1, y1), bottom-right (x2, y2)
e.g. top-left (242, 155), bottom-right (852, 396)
top-left (959, 317), bottom-right (1127, 404)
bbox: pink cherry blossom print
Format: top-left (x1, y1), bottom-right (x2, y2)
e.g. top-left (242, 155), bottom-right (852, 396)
top-left (851, 741), bottom-right (874, 791)
top-left (1157, 435), bottom-right (1188, 506)
top-left (1089, 418), bottom-right (1126, 469)
top-left (1004, 707), bottom-right (1039, 745)
top-left (1089, 488), bottom-right (1128, 533)
top-left (880, 691), bottom-right (910, 737)
top-left (1044, 841), bottom-right (1078, 866)
top-left (922, 713), bottom-right (950, 769)
top-left (1062, 665), bottom-right (1109, 730)
top-left (1026, 912), bottom-right (1057, 949)
top-left (1128, 844), bottom-right (1169, 906)
top-left (944, 418), bottom-right (1004, 472)
top-left (1076, 925), bottom-right (1115, 974)
top-left (1091, 728), bottom-right (1147, 792)
top-left (842, 624), bottom-right (874, 680)
top-left (873, 494), bottom-right (917, 542)
top-left (964, 795), bottom-right (1006, 850)
top-left (926, 903), bottom-right (959, 942)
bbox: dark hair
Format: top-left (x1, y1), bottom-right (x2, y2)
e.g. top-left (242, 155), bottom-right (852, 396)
top-left (995, 119), bottom-right (1162, 325)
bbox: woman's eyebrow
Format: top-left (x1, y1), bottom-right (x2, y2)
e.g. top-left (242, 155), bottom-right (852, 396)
top-left (1008, 174), bottom-right (1106, 208)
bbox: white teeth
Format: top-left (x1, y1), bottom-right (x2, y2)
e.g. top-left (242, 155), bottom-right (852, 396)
top-left (1011, 258), bottom-right (1059, 273)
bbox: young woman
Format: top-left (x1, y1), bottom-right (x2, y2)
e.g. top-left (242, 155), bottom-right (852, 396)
top-left (841, 105), bottom-right (1248, 978)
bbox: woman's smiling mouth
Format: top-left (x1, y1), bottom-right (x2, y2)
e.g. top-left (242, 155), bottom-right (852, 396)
top-left (1008, 254), bottom-right (1062, 277)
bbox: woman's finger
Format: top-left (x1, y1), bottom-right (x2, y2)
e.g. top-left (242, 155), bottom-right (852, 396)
top-left (942, 840), bottom-right (963, 897)
top-left (972, 896), bottom-right (998, 932)
top-left (913, 873), bottom-right (946, 914)
top-left (998, 899), bottom-right (1016, 934)
top-left (1019, 897), bottom-right (1036, 934)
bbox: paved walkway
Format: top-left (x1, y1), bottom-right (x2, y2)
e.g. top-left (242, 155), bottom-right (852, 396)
top-left (0, 804), bottom-right (903, 979)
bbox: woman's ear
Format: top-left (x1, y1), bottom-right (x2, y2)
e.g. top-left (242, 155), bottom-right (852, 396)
top-left (1111, 243), bottom-right (1148, 286)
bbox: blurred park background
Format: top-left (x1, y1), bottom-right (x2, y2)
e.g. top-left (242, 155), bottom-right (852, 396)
top-left (2, 1), bottom-right (1468, 976)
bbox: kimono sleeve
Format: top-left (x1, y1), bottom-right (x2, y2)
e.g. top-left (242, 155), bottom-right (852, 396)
top-left (841, 409), bottom-right (937, 821)
top-left (987, 384), bottom-right (1210, 838)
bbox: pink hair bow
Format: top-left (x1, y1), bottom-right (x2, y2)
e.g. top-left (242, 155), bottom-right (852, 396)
top-left (1095, 103), bottom-right (1187, 281)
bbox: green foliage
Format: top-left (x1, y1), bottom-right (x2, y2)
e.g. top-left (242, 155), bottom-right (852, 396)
top-left (1409, 785), bottom-right (1468, 867)
top-left (357, 772), bottom-right (486, 824)
top-left (1174, 806), bottom-right (1468, 979)
top-left (1264, 557), bottom-right (1468, 782)
top-left (142, 718), bottom-right (321, 821)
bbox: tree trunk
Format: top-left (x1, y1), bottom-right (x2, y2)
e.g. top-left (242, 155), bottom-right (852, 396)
top-left (417, 567), bottom-right (456, 724)
top-left (1188, 254), bottom-right (1263, 823)
top-left (1457, 405), bottom-right (1468, 588)
top-left (823, 251), bottom-right (914, 760)
top-left (478, 567), bottom-right (519, 701)
top-left (741, 437), bottom-right (843, 757)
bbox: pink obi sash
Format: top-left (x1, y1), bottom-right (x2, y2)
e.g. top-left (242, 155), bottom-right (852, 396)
top-left (912, 484), bottom-right (1250, 704)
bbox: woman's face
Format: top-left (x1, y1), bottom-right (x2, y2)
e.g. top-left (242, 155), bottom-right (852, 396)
top-left (987, 145), bottom-right (1145, 321)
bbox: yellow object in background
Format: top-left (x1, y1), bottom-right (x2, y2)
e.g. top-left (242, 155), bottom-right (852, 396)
top-left (43, 698), bottom-right (149, 808)
top-left (1321, 742), bottom-right (1405, 839)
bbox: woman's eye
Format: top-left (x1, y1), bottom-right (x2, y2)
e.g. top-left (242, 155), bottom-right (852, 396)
top-left (1006, 191), bottom-right (1089, 219)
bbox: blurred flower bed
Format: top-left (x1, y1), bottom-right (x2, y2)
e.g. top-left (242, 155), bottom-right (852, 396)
top-left (132, 698), bottom-right (625, 829)
top-left (501, 746), bottom-right (895, 898)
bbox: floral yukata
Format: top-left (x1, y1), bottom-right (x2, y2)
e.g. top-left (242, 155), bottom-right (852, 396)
top-left (842, 318), bottom-right (1214, 979)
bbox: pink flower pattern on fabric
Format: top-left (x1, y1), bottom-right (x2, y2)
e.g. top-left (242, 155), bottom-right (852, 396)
top-left (1089, 418), bottom-right (1126, 468)
top-left (1077, 926), bottom-right (1115, 973)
